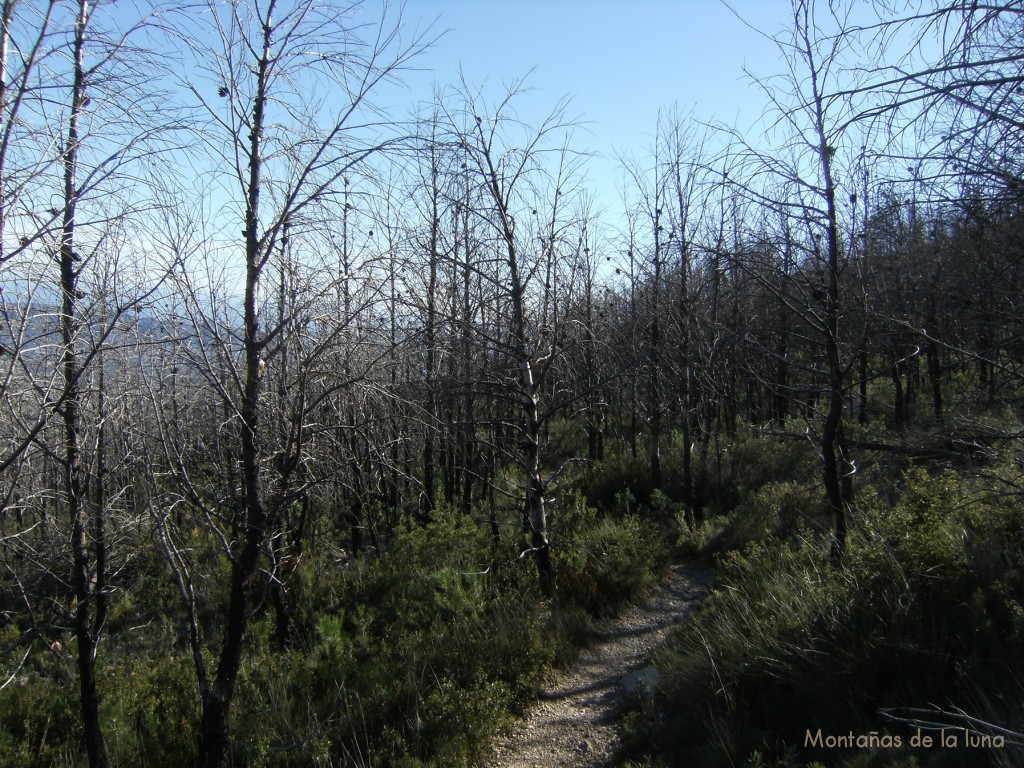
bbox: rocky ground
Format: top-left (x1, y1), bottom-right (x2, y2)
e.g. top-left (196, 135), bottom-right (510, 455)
top-left (486, 562), bottom-right (714, 768)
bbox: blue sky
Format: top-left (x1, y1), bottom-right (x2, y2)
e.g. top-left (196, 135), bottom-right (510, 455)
top-left (410, 1), bottom-right (788, 126)
top-left (391, 0), bottom-right (798, 215)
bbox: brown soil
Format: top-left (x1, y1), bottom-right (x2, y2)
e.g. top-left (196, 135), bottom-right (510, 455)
top-left (485, 561), bottom-right (714, 768)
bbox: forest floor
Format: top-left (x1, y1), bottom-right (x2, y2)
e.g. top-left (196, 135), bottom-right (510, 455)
top-left (485, 561), bottom-right (714, 768)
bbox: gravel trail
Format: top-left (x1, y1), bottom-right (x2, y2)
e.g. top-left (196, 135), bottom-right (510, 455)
top-left (486, 561), bottom-right (714, 768)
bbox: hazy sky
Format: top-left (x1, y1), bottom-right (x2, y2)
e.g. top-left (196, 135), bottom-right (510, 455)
top-left (398, 0), bottom-right (795, 206)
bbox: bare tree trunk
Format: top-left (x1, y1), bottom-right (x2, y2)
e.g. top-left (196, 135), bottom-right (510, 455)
top-left (925, 303), bottom-right (943, 420)
top-left (509, 251), bottom-right (553, 593)
top-left (422, 143), bottom-right (440, 519)
top-left (670, 138), bottom-right (695, 520)
top-left (789, 0), bottom-right (851, 561)
top-left (93, 296), bottom-right (109, 665)
top-left (815, 103), bottom-right (849, 562)
top-left (61, 2), bottom-right (107, 764)
top-left (584, 277), bottom-right (601, 461)
top-left (445, 87), bottom-right (577, 595)
top-left (858, 346), bottom-right (868, 425)
top-left (627, 241), bottom-right (639, 460)
top-left (891, 349), bottom-right (906, 431)
top-left (649, 205), bottom-right (663, 488)
top-left (0, 0), bottom-right (14, 266)
top-left (198, 5), bottom-right (272, 763)
top-left (460, 172), bottom-right (478, 509)
top-left (775, 227), bottom-right (794, 429)
top-left (269, 229), bottom-right (295, 648)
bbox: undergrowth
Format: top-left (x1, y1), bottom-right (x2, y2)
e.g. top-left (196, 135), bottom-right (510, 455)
top-left (628, 462), bottom-right (1024, 768)
top-left (0, 493), bottom-right (669, 767)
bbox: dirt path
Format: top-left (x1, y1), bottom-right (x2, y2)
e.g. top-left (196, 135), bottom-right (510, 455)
top-left (486, 561), bottom-right (714, 768)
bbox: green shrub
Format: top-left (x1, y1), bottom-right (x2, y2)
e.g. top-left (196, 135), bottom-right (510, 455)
top-left (639, 467), bottom-right (1024, 768)
top-left (592, 515), bottom-right (669, 612)
top-left (417, 678), bottom-right (511, 765)
top-left (555, 512), bottom-right (668, 617)
top-left (0, 657), bottom-right (82, 768)
top-left (0, 468), bottom-right (679, 768)
top-left (580, 454), bottom-right (653, 513)
top-left (102, 654), bottom-right (197, 766)
top-left (684, 481), bottom-right (822, 556)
